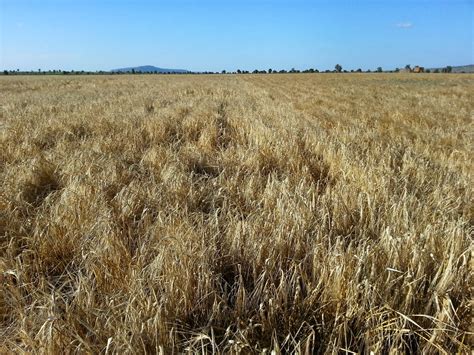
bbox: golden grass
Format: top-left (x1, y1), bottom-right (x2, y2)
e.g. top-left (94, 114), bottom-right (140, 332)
top-left (0, 73), bottom-right (472, 353)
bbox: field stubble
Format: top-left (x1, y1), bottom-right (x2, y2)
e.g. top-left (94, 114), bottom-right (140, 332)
top-left (0, 74), bottom-right (473, 353)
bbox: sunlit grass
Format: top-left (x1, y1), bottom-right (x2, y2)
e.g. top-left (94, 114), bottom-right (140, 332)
top-left (0, 73), bottom-right (472, 353)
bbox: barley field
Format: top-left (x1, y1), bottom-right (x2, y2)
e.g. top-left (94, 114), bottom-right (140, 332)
top-left (0, 74), bottom-right (472, 353)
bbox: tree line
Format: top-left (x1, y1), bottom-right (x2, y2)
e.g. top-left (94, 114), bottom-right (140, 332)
top-left (2, 64), bottom-right (457, 75)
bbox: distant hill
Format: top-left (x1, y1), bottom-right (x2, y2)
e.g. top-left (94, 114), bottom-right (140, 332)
top-left (429, 64), bottom-right (474, 73)
top-left (111, 65), bottom-right (190, 73)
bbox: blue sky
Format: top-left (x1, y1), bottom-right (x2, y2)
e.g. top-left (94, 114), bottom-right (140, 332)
top-left (1, 0), bottom-right (472, 71)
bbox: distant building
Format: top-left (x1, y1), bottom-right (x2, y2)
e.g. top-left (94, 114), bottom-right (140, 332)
top-left (398, 66), bottom-right (424, 73)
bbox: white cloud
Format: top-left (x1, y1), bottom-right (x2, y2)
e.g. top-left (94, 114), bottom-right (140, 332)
top-left (396, 22), bottom-right (413, 29)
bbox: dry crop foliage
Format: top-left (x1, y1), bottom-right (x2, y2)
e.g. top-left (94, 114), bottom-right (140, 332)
top-left (0, 73), bottom-right (472, 353)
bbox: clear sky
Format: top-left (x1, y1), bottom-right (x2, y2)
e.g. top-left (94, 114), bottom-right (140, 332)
top-left (1, 0), bottom-right (472, 72)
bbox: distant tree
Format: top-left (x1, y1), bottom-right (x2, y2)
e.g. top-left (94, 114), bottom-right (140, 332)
top-left (446, 66), bottom-right (453, 73)
top-left (221, 70), bottom-right (226, 74)
top-left (237, 69), bottom-right (242, 74)
top-left (356, 68), bottom-right (362, 73)
top-left (434, 68), bottom-right (440, 73)
top-left (268, 68), bottom-right (273, 73)
top-left (405, 64), bottom-right (411, 71)
top-left (3, 70), bottom-right (8, 75)
top-left (425, 69), bottom-right (431, 73)
top-left (367, 69), bottom-right (371, 73)
top-left (279, 70), bottom-right (287, 73)
top-left (335, 64), bottom-right (342, 72)
top-left (376, 67), bottom-right (383, 73)
top-left (131, 68), bottom-right (136, 74)
top-left (290, 67), bottom-right (297, 73)
top-left (253, 69), bottom-right (259, 74)
top-left (394, 68), bottom-right (400, 72)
